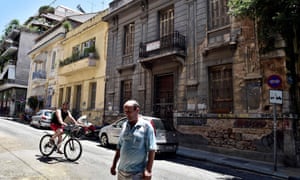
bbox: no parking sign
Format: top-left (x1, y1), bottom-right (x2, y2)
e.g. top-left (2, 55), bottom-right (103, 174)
top-left (267, 75), bottom-right (282, 88)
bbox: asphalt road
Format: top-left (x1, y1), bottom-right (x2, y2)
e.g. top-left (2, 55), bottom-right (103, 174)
top-left (0, 118), bottom-right (236, 180)
top-left (0, 118), bottom-right (284, 180)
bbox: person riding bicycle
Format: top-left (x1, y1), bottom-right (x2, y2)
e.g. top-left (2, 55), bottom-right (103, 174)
top-left (50, 101), bottom-right (79, 154)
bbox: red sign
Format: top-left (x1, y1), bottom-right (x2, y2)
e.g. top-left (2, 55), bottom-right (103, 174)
top-left (267, 75), bottom-right (282, 88)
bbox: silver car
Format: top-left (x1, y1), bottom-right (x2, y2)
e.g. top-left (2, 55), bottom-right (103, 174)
top-left (30, 109), bottom-right (54, 129)
top-left (98, 116), bottom-right (178, 153)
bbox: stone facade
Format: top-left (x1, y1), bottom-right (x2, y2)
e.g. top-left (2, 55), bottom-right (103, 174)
top-left (103, 0), bottom-right (299, 164)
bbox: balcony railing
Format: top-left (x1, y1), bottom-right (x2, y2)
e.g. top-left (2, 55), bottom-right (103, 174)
top-left (58, 56), bottom-right (98, 75)
top-left (139, 31), bottom-right (186, 58)
top-left (32, 70), bottom-right (46, 80)
top-left (59, 49), bottom-right (98, 67)
top-left (1, 45), bottom-right (18, 57)
top-left (122, 53), bottom-right (133, 65)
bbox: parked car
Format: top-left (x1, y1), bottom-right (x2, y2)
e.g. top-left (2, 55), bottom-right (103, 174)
top-left (30, 109), bottom-right (54, 129)
top-left (98, 116), bottom-right (178, 154)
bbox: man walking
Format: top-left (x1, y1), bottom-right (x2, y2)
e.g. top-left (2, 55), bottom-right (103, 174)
top-left (110, 100), bottom-right (156, 180)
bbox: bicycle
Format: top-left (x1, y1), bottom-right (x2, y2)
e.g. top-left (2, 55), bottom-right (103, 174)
top-left (39, 124), bottom-right (83, 161)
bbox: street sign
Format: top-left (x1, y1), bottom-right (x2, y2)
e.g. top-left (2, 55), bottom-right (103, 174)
top-left (267, 75), bottom-right (282, 88)
top-left (269, 90), bottom-right (282, 104)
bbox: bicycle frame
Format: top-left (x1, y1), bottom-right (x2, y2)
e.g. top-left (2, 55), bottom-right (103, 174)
top-left (39, 125), bottom-right (83, 161)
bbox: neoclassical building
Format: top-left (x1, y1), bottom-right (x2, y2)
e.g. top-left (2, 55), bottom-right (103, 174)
top-left (103, 0), bottom-right (299, 165)
top-left (28, 10), bottom-right (108, 125)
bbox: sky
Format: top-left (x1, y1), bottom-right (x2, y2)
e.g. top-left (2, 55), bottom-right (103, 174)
top-left (0, 0), bottom-right (111, 35)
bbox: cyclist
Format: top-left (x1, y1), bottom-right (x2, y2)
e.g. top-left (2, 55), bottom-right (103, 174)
top-left (50, 101), bottom-right (79, 154)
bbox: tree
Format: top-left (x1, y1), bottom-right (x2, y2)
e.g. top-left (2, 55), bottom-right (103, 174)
top-left (38, 5), bottom-right (54, 15)
top-left (228, 0), bottom-right (300, 112)
top-left (4, 19), bottom-right (20, 36)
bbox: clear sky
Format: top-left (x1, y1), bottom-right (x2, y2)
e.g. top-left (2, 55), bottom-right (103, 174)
top-left (0, 0), bottom-right (111, 35)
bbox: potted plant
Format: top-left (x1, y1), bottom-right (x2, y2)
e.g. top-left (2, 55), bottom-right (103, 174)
top-left (87, 45), bottom-right (96, 58)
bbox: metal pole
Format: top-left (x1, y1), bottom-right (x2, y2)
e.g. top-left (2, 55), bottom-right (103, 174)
top-left (273, 103), bottom-right (277, 171)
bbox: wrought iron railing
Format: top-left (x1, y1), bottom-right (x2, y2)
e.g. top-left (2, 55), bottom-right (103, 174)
top-left (139, 31), bottom-right (186, 58)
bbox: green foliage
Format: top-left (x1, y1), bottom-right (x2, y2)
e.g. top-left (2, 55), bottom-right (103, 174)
top-left (84, 46), bottom-right (96, 54)
top-left (4, 19), bottom-right (20, 36)
top-left (228, 0), bottom-right (300, 52)
top-left (228, 0), bottom-right (300, 112)
top-left (63, 21), bottom-right (72, 32)
top-left (24, 16), bottom-right (35, 26)
top-left (228, 0), bottom-right (255, 18)
top-left (38, 6), bottom-right (54, 15)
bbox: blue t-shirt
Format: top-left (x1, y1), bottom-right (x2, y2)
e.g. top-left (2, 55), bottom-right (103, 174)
top-left (117, 117), bottom-right (157, 173)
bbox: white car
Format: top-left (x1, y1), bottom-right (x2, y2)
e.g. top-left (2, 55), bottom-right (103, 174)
top-left (98, 116), bottom-right (178, 153)
top-left (30, 109), bottom-right (54, 129)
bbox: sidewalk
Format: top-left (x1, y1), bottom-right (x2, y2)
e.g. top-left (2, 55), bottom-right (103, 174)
top-left (177, 146), bottom-right (300, 180)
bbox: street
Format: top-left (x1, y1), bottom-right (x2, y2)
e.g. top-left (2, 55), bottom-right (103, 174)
top-left (0, 118), bottom-right (283, 180)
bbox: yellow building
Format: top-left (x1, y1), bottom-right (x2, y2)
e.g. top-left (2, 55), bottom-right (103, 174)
top-left (27, 6), bottom-right (85, 112)
top-left (58, 10), bottom-right (108, 125)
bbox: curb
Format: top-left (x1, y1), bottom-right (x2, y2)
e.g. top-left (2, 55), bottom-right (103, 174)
top-left (177, 146), bottom-right (299, 179)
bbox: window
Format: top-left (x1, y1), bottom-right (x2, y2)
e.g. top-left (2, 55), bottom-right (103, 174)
top-left (72, 45), bottom-right (80, 58)
top-left (245, 80), bottom-right (261, 111)
top-left (66, 87), bottom-right (71, 104)
top-left (209, 64), bottom-right (233, 113)
top-left (112, 31), bottom-right (118, 58)
top-left (58, 88), bottom-right (64, 106)
top-left (120, 80), bottom-right (132, 111)
top-left (123, 23), bottom-right (135, 56)
top-left (82, 38), bottom-right (96, 56)
top-left (89, 82), bottom-right (97, 109)
top-left (51, 51), bottom-right (56, 70)
top-left (208, 0), bottom-right (229, 30)
top-left (74, 85), bottom-right (81, 111)
top-left (160, 7), bottom-right (174, 37)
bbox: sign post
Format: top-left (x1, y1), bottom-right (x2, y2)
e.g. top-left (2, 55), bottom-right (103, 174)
top-left (269, 89), bottom-right (282, 172)
top-left (268, 74), bottom-right (282, 172)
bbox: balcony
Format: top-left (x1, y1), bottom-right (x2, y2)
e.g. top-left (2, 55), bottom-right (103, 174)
top-left (7, 29), bottom-right (20, 40)
top-left (58, 55), bottom-right (98, 76)
top-left (116, 53), bottom-right (136, 73)
top-left (139, 31), bottom-right (186, 69)
top-left (1, 45), bottom-right (18, 57)
top-left (32, 70), bottom-right (46, 80)
top-left (0, 60), bottom-right (16, 80)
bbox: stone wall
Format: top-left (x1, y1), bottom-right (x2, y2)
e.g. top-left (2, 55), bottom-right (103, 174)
top-left (174, 114), bottom-right (295, 159)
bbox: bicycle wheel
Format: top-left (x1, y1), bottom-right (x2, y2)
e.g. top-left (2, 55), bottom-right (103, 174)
top-left (64, 138), bottom-right (82, 161)
top-left (39, 134), bottom-right (56, 156)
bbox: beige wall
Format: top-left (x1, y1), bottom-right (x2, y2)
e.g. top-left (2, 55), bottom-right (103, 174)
top-left (56, 11), bottom-right (108, 125)
top-left (27, 28), bottom-right (65, 111)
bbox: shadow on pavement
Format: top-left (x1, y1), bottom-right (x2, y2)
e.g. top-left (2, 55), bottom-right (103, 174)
top-left (36, 154), bottom-right (79, 164)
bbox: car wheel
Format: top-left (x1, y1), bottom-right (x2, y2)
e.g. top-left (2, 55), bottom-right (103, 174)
top-left (100, 134), bottom-right (109, 147)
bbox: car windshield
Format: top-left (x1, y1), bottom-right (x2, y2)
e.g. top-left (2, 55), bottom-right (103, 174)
top-left (44, 111), bottom-right (53, 117)
top-left (151, 119), bottom-right (174, 131)
top-left (115, 118), bottom-right (126, 128)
